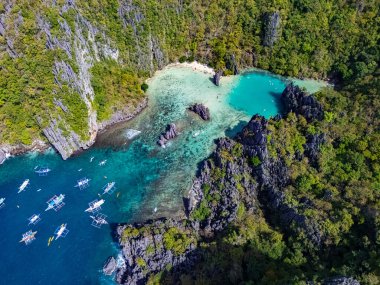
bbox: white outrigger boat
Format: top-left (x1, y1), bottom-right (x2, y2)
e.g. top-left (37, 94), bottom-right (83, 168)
top-left (99, 159), bottom-right (107, 166)
top-left (20, 230), bottom-right (37, 245)
top-left (28, 214), bottom-right (41, 225)
top-left (18, 179), bottom-right (30, 193)
top-left (75, 178), bottom-right (90, 190)
top-left (54, 224), bottom-right (69, 240)
top-left (0, 198), bottom-right (5, 209)
top-left (102, 182), bottom-right (116, 195)
top-left (45, 194), bottom-right (65, 211)
top-left (90, 213), bottom-right (108, 228)
top-left (35, 167), bottom-right (51, 176)
top-left (85, 199), bottom-right (105, 213)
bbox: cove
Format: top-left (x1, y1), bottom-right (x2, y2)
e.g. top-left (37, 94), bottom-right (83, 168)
top-left (0, 65), bottom-right (327, 284)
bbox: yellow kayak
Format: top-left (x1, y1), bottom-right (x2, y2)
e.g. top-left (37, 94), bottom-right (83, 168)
top-left (47, 236), bottom-right (54, 246)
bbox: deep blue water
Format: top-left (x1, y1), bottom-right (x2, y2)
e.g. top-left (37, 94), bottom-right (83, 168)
top-left (0, 67), bottom-right (324, 284)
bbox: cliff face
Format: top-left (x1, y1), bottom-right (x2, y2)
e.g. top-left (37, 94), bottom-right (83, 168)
top-left (0, 0), bottom-right (161, 161)
top-left (262, 11), bottom-right (281, 47)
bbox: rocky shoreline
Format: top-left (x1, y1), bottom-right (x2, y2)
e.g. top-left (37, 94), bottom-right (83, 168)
top-left (0, 98), bottom-right (148, 165)
top-left (105, 83), bottom-right (340, 284)
top-left (0, 140), bottom-right (50, 165)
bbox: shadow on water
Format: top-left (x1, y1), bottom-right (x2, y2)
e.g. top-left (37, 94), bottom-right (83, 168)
top-left (269, 91), bottom-right (285, 114)
top-left (224, 120), bottom-right (248, 138)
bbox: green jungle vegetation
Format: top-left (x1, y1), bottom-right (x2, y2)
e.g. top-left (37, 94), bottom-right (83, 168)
top-left (150, 71), bottom-right (380, 284)
top-left (0, 0), bottom-right (378, 145)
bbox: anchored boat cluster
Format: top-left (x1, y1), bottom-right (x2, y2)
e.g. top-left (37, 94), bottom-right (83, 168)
top-left (8, 158), bottom-right (118, 245)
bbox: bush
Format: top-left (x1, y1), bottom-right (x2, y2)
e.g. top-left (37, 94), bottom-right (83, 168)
top-left (141, 82), bottom-right (149, 92)
top-left (179, 56), bottom-right (187, 63)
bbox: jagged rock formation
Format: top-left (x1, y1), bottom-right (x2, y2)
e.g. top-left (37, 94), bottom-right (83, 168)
top-left (213, 70), bottom-right (223, 86)
top-left (115, 219), bottom-right (198, 285)
top-left (304, 133), bottom-right (326, 166)
top-left (157, 123), bottom-right (178, 147)
top-left (263, 11), bottom-right (281, 47)
top-left (226, 54), bottom-right (239, 75)
top-left (118, 0), bottom-right (167, 72)
top-left (281, 83), bottom-right (324, 121)
top-left (188, 103), bottom-right (210, 120)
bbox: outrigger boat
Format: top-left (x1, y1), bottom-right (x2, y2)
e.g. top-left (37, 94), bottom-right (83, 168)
top-left (18, 179), bottom-right (30, 193)
top-left (98, 159), bottom-right (107, 166)
top-left (28, 214), bottom-right (41, 225)
top-left (85, 199), bottom-right (105, 213)
top-left (45, 194), bottom-right (65, 211)
top-left (75, 178), bottom-right (90, 190)
top-left (35, 167), bottom-right (51, 176)
top-left (102, 182), bottom-right (116, 195)
top-left (54, 224), bottom-right (69, 240)
top-left (0, 198), bottom-right (5, 209)
top-left (90, 213), bottom-right (108, 228)
top-left (20, 230), bottom-right (37, 245)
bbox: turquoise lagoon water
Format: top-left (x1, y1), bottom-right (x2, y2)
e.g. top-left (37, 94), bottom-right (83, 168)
top-left (0, 66), bottom-right (326, 284)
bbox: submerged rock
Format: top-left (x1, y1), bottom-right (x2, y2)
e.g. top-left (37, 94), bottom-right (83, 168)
top-left (188, 103), bottom-right (210, 120)
top-left (213, 70), bottom-right (223, 86)
top-left (157, 123), bottom-right (178, 147)
top-left (103, 256), bottom-right (117, 275)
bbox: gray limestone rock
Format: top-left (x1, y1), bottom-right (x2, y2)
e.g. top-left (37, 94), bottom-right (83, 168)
top-left (263, 11), bottom-right (281, 47)
top-left (103, 257), bottom-right (117, 275)
top-left (157, 123), bottom-right (178, 147)
top-left (188, 103), bottom-right (210, 120)
top-left (213, 70), bottom-right (223, 86)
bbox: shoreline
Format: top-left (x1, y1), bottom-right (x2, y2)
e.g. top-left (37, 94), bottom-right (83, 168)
top-left (0, 61), bottom-right (216, 165)
top-left (0, 61), bottom-right (328, 165)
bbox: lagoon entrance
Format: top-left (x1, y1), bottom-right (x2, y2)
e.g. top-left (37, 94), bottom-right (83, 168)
top-left (0, 65), bottom-right (326, 284)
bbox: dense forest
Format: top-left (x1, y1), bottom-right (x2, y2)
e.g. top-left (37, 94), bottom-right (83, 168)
top-left (0, 0), bottom-right (378, 147)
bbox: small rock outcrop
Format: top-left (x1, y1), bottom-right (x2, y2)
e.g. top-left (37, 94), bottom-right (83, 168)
top-left (213, 70), bottom-right (223, 86)
top-left (263, 11), bottom-right (281, 47)
top-left (304, 133), bottom-right (326, 166)
top-left (188, 103), bottom-right (210, 120)
top-left (157, 123), bottom-right (178, 147)
top-left (323, 276), bottom-right (361, 285)
top-left (103, 257), bottom-right (117, 275)
top-left (281, 83), bottom-right (324, 121)
top-left (226, 54), bottom-right (239, 75)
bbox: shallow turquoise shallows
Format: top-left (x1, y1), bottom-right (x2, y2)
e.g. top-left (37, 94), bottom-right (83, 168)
top-left (0, 66), bottom-right (327, 284)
